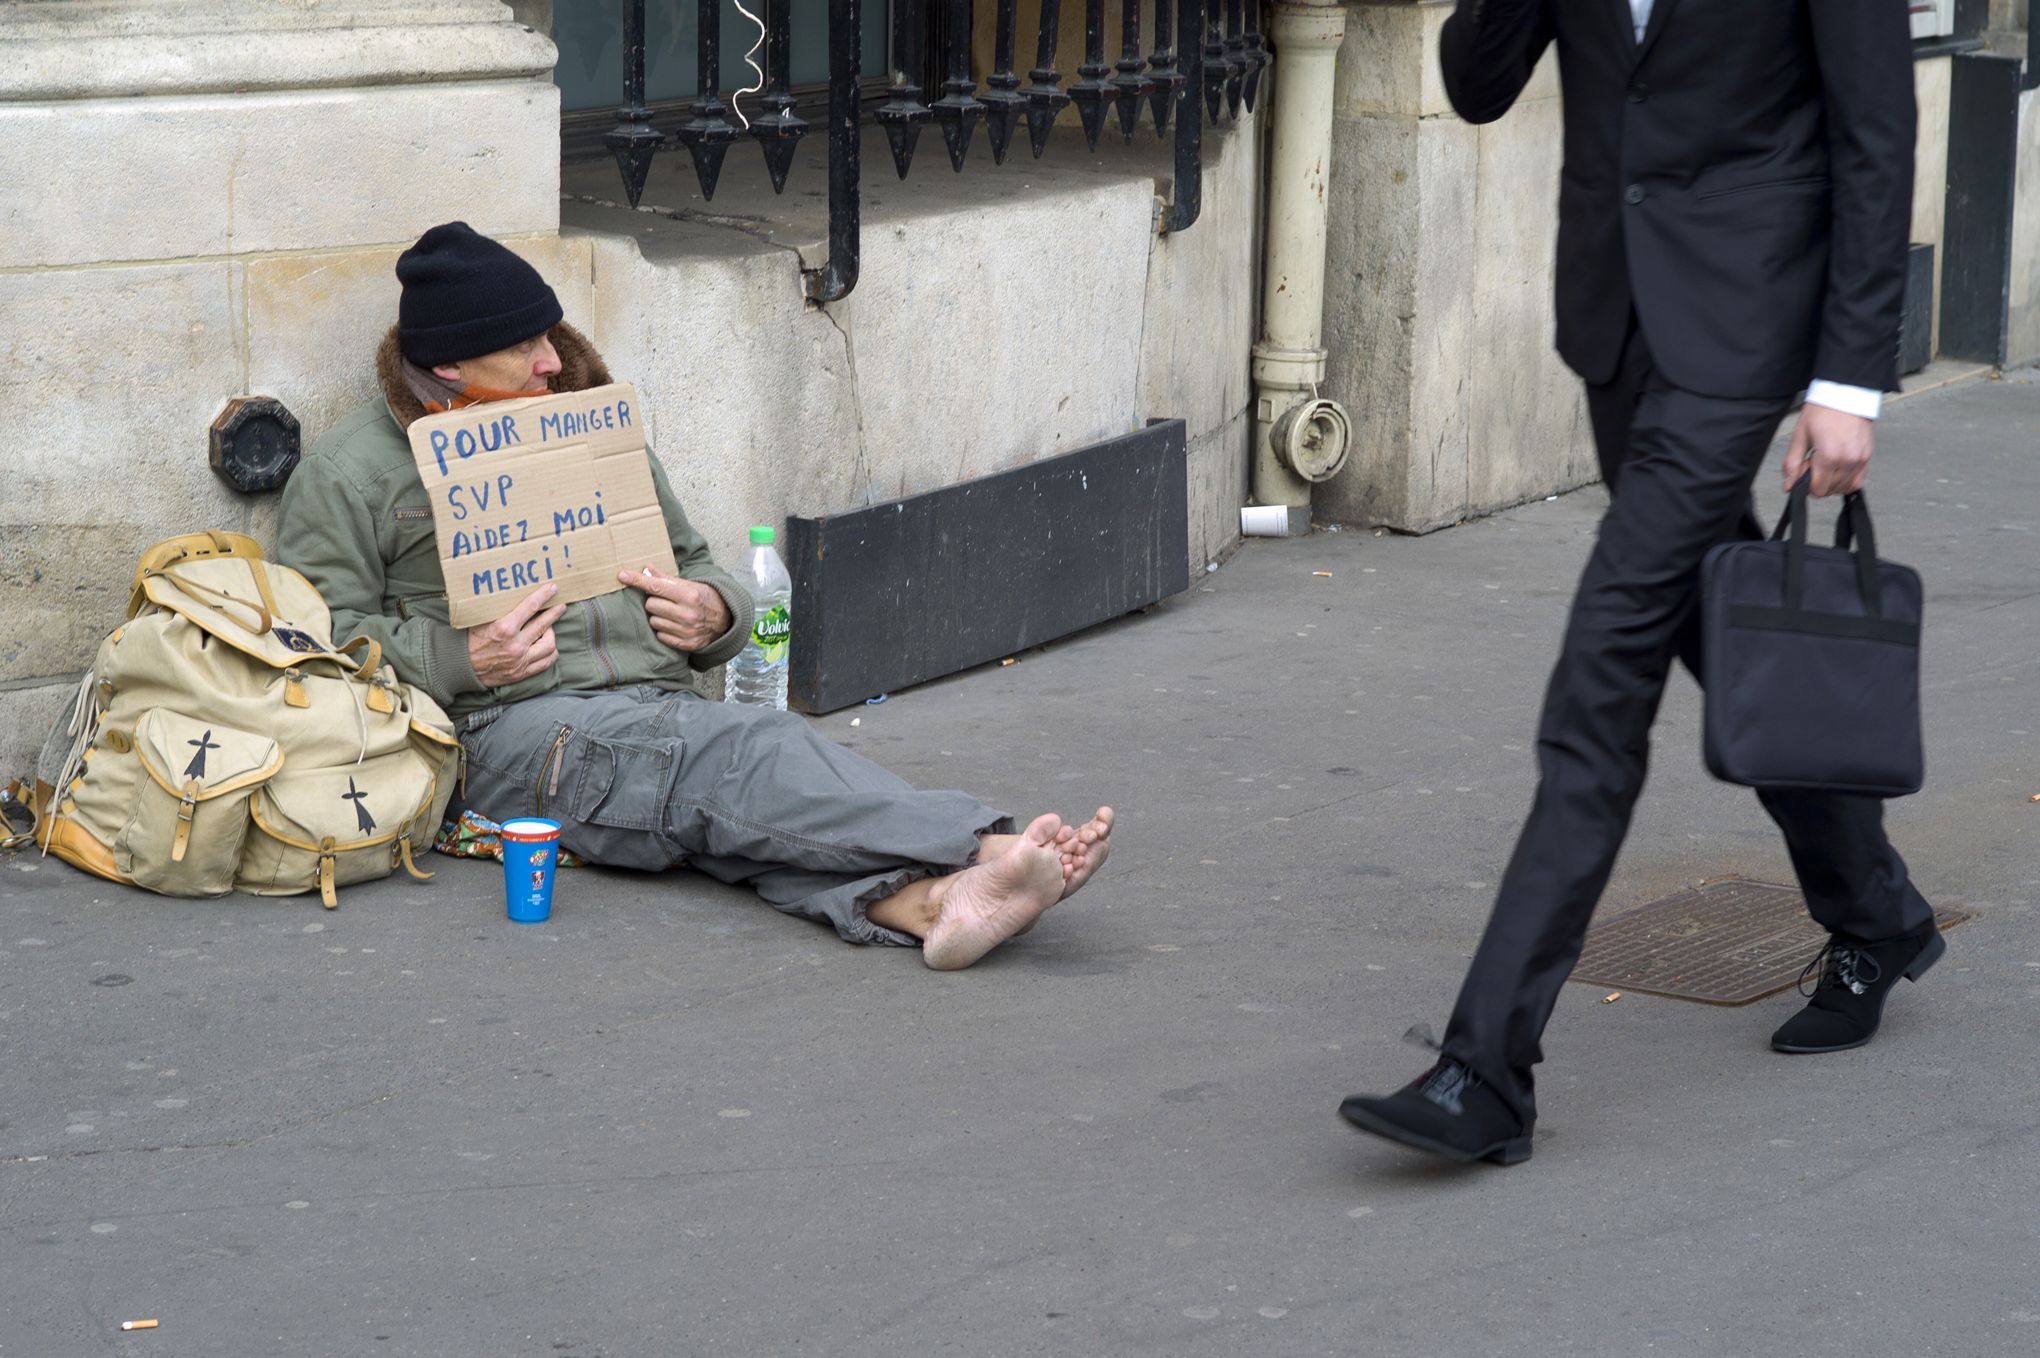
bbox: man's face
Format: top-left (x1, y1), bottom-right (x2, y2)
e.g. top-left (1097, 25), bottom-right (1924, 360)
top-left (433, 331), bottom-right (562, 393)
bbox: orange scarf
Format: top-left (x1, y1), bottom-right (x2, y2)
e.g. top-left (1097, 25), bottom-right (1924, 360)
top-left (429, 382), bottom-right (543, 413)
top-left (400, 355), bottom-right (548, 414)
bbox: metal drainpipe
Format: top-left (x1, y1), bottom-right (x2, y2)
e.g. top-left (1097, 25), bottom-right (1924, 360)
top-left (1250, 0), bottom-right (1351, 532)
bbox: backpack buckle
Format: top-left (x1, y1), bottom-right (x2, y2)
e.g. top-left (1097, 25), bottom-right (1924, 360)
top-left (317, 837), bottom-right (339, 909)
top-left (171, 782), bottom-right (200, 863)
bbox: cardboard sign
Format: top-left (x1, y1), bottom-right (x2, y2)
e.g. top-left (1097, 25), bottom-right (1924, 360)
top-left (405, 383), bottom-right (677, 628)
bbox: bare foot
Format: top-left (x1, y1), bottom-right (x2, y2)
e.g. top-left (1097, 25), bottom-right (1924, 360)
top-left (922, 813), bottom-right (1065, 971)
top-left (1053, 806), bottom-right (1114, 901)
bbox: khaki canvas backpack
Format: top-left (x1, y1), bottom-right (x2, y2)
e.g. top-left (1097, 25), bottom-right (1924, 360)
top-left (32, 532), bottom-right (460, 908)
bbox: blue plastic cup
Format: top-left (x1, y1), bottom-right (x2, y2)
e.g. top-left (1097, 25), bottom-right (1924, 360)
top-left (500, 818), bottom-right (562, 923)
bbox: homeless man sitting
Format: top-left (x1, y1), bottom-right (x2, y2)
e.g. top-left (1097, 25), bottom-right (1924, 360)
top-left (275, 221), bottom-right (1112, 966)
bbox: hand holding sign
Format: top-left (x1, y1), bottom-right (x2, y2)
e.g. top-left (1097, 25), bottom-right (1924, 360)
top-left (622, 564), bottom-right (733, 653)
top-left (468, 582), bottom-right (567, 686)
top-left (406, 383), bottom-right (678, 627)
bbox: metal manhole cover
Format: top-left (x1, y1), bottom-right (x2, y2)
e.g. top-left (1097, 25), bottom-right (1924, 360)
top-left (1570, 879), bottom-right (1969, 1006)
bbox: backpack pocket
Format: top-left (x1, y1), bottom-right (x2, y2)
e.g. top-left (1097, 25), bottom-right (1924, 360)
top-left (241, 746), bottom-right (443, 907)
top-left (120, 708), bottom-right (283, 896)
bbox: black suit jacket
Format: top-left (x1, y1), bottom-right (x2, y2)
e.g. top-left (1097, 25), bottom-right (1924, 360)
top-left (1440, 0), bottom-right (1915, 398)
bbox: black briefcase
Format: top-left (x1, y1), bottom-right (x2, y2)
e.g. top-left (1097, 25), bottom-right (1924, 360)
top-left (1700, 478), bottom-right (1924, 796)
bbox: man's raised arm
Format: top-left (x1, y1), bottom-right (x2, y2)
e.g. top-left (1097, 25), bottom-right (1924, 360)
top-left (1439, 0), bottom-right (1555, 126)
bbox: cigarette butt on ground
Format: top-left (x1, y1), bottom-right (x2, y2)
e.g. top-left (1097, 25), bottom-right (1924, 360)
top-left (1313, 571), bottom-right (1333, 578)
top-left (121, 1319), bottom-right (159, 1331)
top-left (1601, 992), bottom-right (1622, 1004)
top-left (1000, 657), bottom-right (1016, 666)
top-left (2030, 793), bottom-right (2039, 802)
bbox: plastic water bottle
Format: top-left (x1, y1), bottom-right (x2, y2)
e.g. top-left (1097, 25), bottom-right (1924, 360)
top-left (724, 525), bottom-right (792, 709)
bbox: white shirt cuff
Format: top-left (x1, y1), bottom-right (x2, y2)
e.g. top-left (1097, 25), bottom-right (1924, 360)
top-left (1802, 380), bottom-right (1883, 421)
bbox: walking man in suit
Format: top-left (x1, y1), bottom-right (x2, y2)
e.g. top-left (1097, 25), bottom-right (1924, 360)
top-left (1338, 0), bottom-right (1943, 1165)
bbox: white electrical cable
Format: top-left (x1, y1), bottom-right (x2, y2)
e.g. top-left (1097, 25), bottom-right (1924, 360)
top-left (42, 668), bottom-right (97, 858)
top-left (729, 0), bottom-right (768, 130)
top-left (349, 677), bottom-right (370, 766)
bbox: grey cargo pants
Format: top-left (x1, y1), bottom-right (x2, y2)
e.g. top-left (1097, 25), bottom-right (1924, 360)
top-left (458, 687), bottom-right (1013, 946)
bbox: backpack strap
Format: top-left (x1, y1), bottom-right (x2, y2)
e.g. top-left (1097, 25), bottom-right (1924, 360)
top-left (149, 567), bottom-right (274, 636)
top-left (171, 780), bottom-right (201, 863)
top-left (129, 532), bottom-right (266, 617)
top-left (242, 558), bottom-right (284, 625)
top-left (399, 836), bottom-right (435, 882)
top-left (0, 780), bottom-right (36, 853)
top-left (336, 636), bottom-right (385, 682)
top-left (317, 838), bottom-right (339, 909)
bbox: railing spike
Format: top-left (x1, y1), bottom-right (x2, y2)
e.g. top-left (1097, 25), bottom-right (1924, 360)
top-left (984, 97), bottom-right (1025, 164)
top-left (1222, 0), bottom-right (1247, 119)
top-left (1111, 0), bottom-right (1154, 144)
top-left (682, 141), bottom-right (733, 201)
top-left (610, 142), bottom-right (661, 208)
top-left (605, 0), bottom-right (664, 208)
top-left (1069, 0), bottom-right (1114, 151)
top-left (1242, 0), bottom-right (1270, 113)
top-left (1145, 0), bottom-right (1181, 138)
top-left (758, 136), bottom-right (802, 193)
top-left (930, 0), bottom-right (983, 170)
top-left (982, 0), bottom-right (1026, 165)
top-left (878, 114), bottom-right (925, 181)
top-left (1022, 0), bottom-right (1071, 158)
top-left (748, 0), bottom-right (809, 193)
top-left (674, 0), bottom-right (740, 200)
top-left (873, 0), bottom-right (932, 179)
top-left (935, 98), bottom-right (983, 171)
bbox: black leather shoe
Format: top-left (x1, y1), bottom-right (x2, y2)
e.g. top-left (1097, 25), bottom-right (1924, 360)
top-left (1338, 1059), bottom-right (1533, 1166)
top-left (1770, 923), bottom-right (1946, 1055)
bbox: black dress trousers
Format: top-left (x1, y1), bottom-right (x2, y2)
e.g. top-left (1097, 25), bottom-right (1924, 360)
top-left (1440, 319), bottom-right (1934, 1125)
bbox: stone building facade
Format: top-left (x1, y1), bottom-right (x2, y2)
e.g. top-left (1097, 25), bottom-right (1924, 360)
top-left (0, 0), bottom-right (1261, 775)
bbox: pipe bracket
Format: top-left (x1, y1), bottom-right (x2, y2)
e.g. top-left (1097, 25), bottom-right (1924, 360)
top-left (1270, 397), bottom-right (1351, 482)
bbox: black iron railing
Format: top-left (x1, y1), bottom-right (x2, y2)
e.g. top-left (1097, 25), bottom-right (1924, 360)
top-left (604, 0), bottom-right (1269, 304)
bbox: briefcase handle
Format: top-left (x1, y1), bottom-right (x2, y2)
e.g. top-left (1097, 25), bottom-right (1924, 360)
top-left (1769, 474), bottom-right (1883, 618)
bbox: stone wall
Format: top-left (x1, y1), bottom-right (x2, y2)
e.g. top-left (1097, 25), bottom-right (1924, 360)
top-left (547, 118), bottom-right (1259, 602)
top-left (1316, 0), bottom-right (1591, 533)
top-left (1984, 0), bottom-right (2037, 364)
top-left (1913, 56), bottom-right (1956, 358)
top-left (0, 0), bottom-right (561, 779)
top-left (1316, 4), bottom-right (1998, 533)
top-left (0, 0), bottom-right (1257, 781)
top-left (2010, 85), bottom-right (2040, 368)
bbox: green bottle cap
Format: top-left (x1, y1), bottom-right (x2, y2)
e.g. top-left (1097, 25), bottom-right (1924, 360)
top-left (749, 526), bottom-right (775, 545)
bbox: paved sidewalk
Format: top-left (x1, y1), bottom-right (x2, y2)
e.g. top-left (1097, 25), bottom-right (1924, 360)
top-left (3, 371), bottom-right (2036, 1357)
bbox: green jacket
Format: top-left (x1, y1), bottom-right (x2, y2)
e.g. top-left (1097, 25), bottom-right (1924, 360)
top-left (275, 323), bottom-right (753, 719)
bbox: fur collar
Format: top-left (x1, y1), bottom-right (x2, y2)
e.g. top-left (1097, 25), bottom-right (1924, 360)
top-left (375, 321), bottom-right (615, 430)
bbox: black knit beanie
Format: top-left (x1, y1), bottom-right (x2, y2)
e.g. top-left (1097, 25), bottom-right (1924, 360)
top-left (395, 222), bottom-right (563, 368)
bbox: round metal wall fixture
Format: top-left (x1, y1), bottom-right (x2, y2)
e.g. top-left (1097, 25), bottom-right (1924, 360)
top-left (1272, 398), bottom-right (1352, 483)
top-left (209, 397), bottom-right (301, 494)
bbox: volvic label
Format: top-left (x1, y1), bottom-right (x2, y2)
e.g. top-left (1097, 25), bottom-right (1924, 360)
top-left (752, 604), bottom-right (791, 663)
